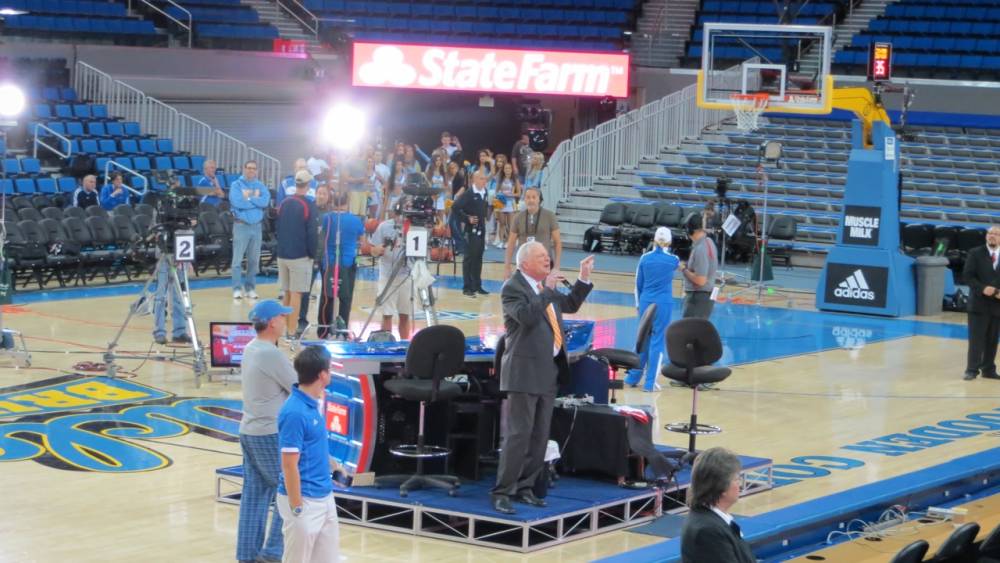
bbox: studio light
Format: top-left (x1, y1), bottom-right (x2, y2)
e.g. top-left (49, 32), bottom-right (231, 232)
top-left (0, 84), bottom-right (26, 118)
top-left (320, 103), bottom-right (366, 150)
top-left (0, 7), bottom-right (29, 16)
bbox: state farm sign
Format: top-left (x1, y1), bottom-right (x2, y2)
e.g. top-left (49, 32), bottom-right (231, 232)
top-left (352, 42), bottom-right (630, 98)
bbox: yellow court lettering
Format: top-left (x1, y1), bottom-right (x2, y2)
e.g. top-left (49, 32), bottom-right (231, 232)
top-left (0, 400), bottom-right (42, 415)
top-left (9, 390), bottom-right (100, 409)
top-left (65, 381), bottom-right (150, 402)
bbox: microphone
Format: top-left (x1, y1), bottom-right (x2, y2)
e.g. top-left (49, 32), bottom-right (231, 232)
top-left (559, 278), bottom-right (573, 289)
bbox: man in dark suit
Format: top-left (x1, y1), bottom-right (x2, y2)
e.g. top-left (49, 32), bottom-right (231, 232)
top-left (491, 242), bottom-right (594, 514)
top-left (681, 447), bottom-right (756, 563)
top-left (451, 172), bottom-right (489, 297)
top-left (963, 226), bottom-right (1000, 381)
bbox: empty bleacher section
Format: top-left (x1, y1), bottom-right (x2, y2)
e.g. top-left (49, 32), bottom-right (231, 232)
top-left (152, 0), bottom-right (280, 50)
top-left (834, 0), bottom-right (1000, 79)
top-left (682, 1), bottom-right (850, 66)
top-left (1, 57), bottom-right (280, 292)
top-left (306, 0), bottom-right (638, 51)
top-left (1, 0), bottom-right (161, 46)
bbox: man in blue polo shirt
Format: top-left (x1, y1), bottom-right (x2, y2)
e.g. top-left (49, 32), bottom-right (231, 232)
top-left (197, 159), bottom-right (226, 207)
top-left (277, 346), bottom-right (340, 562)
top-left (230, 160), bottom-right (271, 301)
top-left (317, 192), bottom-right (365, 339)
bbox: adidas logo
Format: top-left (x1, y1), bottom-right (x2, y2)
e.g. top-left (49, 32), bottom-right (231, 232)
top-left (834, 270), bottom-right (876, 301)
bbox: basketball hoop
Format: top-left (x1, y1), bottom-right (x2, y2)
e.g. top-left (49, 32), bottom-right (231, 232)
top-left (730, 93), bottom-right (770, 132)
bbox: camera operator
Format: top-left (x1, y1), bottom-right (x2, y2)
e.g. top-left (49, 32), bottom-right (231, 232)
top-left (370, 199), bottom-right (416, 340)
top-left (452, 172), bottom-right (490, 298)
top-left (152, 252), bottom-right (191, 346)
top-left (317, 192), bottom-right (365, 339)
top-left (276, 170), bottom-right (319, 339)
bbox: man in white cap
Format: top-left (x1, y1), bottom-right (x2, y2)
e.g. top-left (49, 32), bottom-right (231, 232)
top-left (276, 170), bottom-right (319, 337)
top-left (626, 226), bottom-right (681, 392)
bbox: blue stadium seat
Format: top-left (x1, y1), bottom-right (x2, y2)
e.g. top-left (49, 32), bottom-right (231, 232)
top-left (190, 155), bottom-right (206, 171)
top-left (20, 158), bottom-right (41, 174)
top-left (36, 177), bottom-right (56, 194)
top-left (0, 179), bottom-right (12, 195)
top-left (61, 88), bottom-right (77, 101)
top-left (73, 104), bottom-right (91, 119)
top-left (155, 156), bottom-right (173, 169)
top-left (88, 122), bottom-right (108, 137)
top-left (139, 139), bottom-right (158, 154)
top-left (66, 121), bottom-right (85, 137)
top-left (132, 156), bottom-right (151, 171)
top-left (173, 156), bottom-right (191, 170)
top-left (55, 104), bottom-right (73, 119)
top-left (157, 139), bottom-right (174, 153)
top-left (124, 122), bottom-right (142, 137)
top-left (14, 178), bottom-right (36, 194)
top-left (58, 177), bottom-right (76, 193)
top-left (91, 104), bottom-right (109, 119)
top-left (98, 139), bottom-right (118, 154)
top-left (120, 139), bottom-right (139, 154)
top-left (34, 104), bottom-right (52, 119)
top-left (2, 158), bottom-right (21, 175)
top-left (106, 122), bottom-right (125, 138)
top-left (115, 157), bottom-right (134, 170)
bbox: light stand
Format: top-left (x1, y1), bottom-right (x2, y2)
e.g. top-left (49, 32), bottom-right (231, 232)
top-left (712, 178), bottom-right (748, 288)
top-left (0, 83), bottom-right (32, 367)
top-left (104, 239), bottom-right (207, 386)
top-left (727, 141), bottom-right (793, 306)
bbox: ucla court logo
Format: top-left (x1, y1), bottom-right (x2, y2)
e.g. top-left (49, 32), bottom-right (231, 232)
top-left (0, 375), bottom-right (241, 473)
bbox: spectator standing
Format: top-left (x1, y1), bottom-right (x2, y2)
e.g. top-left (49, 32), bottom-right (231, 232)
top-left (385, 160), bottom-right (407, 220)
top-left (426, 152), bottom-right (448, 224)
top-left (680, 215), bottom-right (719, 319)
top-left (276, 170), bottom-right (319, 338)
top-left (370, 202), bottom-right (416, 339)
top-left (277, 158), bottom-right (317, 205)
top-left (343, 146), bottom-right (369, 218)
top-left (446, 161), bottom-right (466, 254)
top-left (504, 187), bottom-right (561, 278)
top-left (230, 160), bottom-right (271, 301)
top-left (73, 174), bottom-right (99, 209)
top-left (523, 152), bottom-right (544, 195)
top-left (317, 192), bottom-right (365, 339)
top-left (452, 172), bottom-right (490, 297)
top-left (276, 346), bottom-right (341, 563)
top-left (99, 172), bottom-right (131, 210)
top-left (511, 133), bottom-right (532, 183)
top-left (626, 227), bottom-right (680, 392)
top-left (236, 299), bottom-right (297, 563)
top-left (198, 159), bottom-right (226, 207)
top-left (494, 162), bottom-right (520, 248)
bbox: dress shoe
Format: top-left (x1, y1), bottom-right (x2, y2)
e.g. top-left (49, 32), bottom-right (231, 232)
top-left (463, 290), bottom-right (476, 298)
top-left (983, 372), bottom-right (1000, 380)
top-left (491, 495), bottom-right (515, 514)
top-left (476, 288), bottom-right (489, 295)
top-left (963, 371), bottom-right (978, 381)
top-left (515, 490), bottom-right (547, 507)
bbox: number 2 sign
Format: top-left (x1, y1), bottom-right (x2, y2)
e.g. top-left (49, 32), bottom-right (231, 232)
top-left (174, 230), bottom-right (196, 263)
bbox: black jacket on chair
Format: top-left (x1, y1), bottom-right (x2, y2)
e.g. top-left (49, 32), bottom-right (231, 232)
top-left (964, 245), bottom-right (1000, 316)
top-left (681, 507), bottom-right (756, 563)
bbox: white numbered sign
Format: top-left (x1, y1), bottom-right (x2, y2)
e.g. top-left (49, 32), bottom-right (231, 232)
top-left (174, 231), bottom-right (196, 263)
top-left (406, 227), bottom-right (428, 258)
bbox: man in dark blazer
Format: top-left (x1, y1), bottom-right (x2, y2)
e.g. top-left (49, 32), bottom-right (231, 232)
top-left (491, 242), bottom-right (594, 514)
top-left (681, 447), bottom-right (756, 563)
top-left (963, 225), bottom-right (1000, 381)
top-left (451, 172), bottom-right (490, 297)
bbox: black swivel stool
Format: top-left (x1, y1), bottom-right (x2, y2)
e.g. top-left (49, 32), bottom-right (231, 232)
top-left (660, 318), bottom-right (732, 464)
top-left (929, 521), bottom-right (979, 563)
top-left (375, 325), bottom-right (466, 497)
top-left (888, 540), bottom-right (928, 563)
top-left (590, 303), bottom-right (657, 403)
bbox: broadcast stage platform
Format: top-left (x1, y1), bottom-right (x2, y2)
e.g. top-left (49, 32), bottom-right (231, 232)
top-left (1, 259), bottom-right (998, 562)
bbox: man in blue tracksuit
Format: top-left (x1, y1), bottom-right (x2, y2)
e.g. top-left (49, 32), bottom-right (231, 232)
top-left (230, 160), bottom-right (271, 300)
top-left (626, 227), bottom-right (680, 392)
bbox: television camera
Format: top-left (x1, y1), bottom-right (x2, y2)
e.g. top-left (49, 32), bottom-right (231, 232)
top-left (400, 172), bottom-right (441, 228)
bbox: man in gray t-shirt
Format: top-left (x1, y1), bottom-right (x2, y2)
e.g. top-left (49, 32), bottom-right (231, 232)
top-left (370, 207), bottom-right (416, 339)
top-left (680, 219), bottom-right (718, 320)
top-left (237, 299), bottom-right (297, 563)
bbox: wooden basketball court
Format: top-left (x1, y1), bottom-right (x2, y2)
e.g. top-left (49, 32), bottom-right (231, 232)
top-left (1, 260), bottom-right (996, 562)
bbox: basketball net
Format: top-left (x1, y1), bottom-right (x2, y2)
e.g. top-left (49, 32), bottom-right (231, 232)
top-left (730, 93), bottom-right (770, 132)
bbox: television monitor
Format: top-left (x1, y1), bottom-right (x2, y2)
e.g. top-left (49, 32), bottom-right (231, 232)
top-left (209, 322), bottom-right (255, 368)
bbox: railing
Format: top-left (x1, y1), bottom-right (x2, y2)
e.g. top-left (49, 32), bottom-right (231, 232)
top-left (541, 61), bottom-right (748, 205)
top-left (128, 0), bottom-right (193, 48)
top-left (73, 61), bottom-right (282, 191)
top-left (103, 161), bottom-right (149, 197)
top-left (32, 124), bottom-right (72, 159)
top-left (274, 0), bottom-right (319, 36)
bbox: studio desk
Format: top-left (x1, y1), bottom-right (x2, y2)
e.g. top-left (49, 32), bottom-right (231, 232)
top-left (304, 320), bottom-right (595, 481)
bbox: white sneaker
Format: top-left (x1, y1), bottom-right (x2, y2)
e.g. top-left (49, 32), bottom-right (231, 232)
top-left (247, 289), bottom-right (259, 300)
top-left (233, 289), bottom-right (243, 300)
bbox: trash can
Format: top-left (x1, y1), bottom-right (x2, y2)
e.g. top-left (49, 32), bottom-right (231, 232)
top-left (915, 256), bottom-right (950, 316)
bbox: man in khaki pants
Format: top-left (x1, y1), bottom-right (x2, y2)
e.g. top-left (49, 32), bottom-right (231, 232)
top-left (276, 170), bottom-right (319, 338)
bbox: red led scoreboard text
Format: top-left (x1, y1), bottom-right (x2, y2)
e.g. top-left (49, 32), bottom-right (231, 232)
top-left (868, 42), bottom-right (893, 82)
top-left (352, 42), bottom-right (630, 98)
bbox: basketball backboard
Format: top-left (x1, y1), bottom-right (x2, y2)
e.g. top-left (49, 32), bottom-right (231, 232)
top-left (697, 23), bottom-right (833, 115)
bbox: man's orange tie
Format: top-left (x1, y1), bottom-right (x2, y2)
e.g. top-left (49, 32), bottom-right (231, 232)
top-left (538, 283), bottom-right (563, 351)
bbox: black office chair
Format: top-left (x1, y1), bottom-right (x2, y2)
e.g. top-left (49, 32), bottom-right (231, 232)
top-left (590, 303), bottom-right (658, 402)
top-left (930, 521), bottom-right (979, 563)
top-left (660, 318), bottom-right (732, 464)
top-left (375, 325), bottom-right (465, 497)
top-left (978, 521), bottom-right (1000, 563)
top-left (889, 539), bottom-right (929, 563)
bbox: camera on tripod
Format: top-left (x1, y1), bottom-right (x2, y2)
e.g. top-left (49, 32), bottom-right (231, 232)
top-left (400, 172), bottom-right (440, 228)
top-left (148, 185), bottom-right (202, 254)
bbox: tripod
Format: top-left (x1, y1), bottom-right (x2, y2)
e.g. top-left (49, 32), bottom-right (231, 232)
top-left (712, 198), bottom-right (749, 289)
top-left (104, 251), bottom-right (207, 385)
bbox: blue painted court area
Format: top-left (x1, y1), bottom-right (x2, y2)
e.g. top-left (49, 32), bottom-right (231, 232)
top-left (12, 268), bottom-right (966, 367)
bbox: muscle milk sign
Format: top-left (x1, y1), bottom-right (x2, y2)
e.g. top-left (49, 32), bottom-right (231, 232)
top-left (352, 42), bottom-right (630, 97)
top-left (841, 205), bottom-right (881, 246)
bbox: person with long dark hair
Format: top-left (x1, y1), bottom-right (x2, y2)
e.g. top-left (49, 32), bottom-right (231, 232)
top-left (681, 448), bottom-right (755, 563)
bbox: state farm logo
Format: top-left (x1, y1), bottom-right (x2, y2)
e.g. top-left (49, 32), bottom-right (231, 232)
top-left (352, 42), bottom-right (630, 97)
top-left (358, 46), bottom-right (417, 87)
